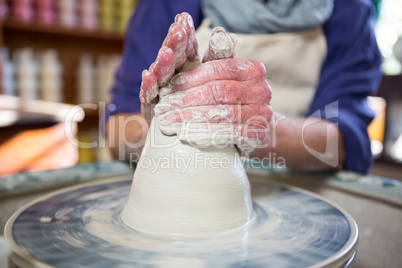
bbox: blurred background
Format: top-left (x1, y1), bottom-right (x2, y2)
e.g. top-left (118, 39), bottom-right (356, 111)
top-left (0, 0), bottom-right (138, 175)
top-left (0, 0), bottom-right (401, 180)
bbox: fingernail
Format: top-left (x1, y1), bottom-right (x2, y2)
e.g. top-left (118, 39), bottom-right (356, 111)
top-left (187, 15), bottom-right (194, 28)
top-left (211, 26), bottom-right (226, 35)
top-left (158, 46), bottom-right (167, 56)
top-left (141, 69), bottom-right (149, 78)
top-left (174, 14), bottom-right (181, 23)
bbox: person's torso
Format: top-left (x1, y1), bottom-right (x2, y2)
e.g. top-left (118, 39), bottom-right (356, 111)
top-left (196, 19), bottom-right (327, 117)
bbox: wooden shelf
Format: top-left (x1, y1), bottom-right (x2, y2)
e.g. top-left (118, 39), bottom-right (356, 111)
top-left (1, 18), bottom-right (124, 105)
top-left (1, 18), bottom-right (124, 42)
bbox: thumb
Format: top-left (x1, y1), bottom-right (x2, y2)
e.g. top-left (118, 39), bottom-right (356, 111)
top-left (203, 27), bottom-right (236, 62)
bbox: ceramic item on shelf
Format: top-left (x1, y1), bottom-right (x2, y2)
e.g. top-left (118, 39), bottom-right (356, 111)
top-left (77, 54), bottom-right (95, 103)
top-left (1, 47), bottom-right (15, 96)
top-left (15, 48), bottom-right (38, 100)
top-left (39, 49), bottom-right (63, 102)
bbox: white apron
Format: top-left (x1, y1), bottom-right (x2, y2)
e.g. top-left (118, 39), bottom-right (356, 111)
top-left (196, 19), bottom-right (327, 116)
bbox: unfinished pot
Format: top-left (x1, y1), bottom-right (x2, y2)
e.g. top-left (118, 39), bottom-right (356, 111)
top-left (121, 117), bottom-right (253, 236)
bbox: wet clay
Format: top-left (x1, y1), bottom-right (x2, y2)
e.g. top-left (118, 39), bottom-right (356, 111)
top-left (122, 27), bottom-right (252, 236)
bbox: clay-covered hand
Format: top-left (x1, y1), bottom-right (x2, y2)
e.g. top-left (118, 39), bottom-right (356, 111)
top-left (154, 58), bottom-right (273, 153)
top-left (140, 12), bottom-right (199, 124)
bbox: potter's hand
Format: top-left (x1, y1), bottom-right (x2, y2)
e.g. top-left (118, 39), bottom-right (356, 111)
top-left (140, 12), bottom-right (199, 124)
top-left (154, 58), bottom-right (273, 153)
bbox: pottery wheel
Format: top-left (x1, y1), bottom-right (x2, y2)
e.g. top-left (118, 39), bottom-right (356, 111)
top-left (5, 176), bottom-right (358, 268)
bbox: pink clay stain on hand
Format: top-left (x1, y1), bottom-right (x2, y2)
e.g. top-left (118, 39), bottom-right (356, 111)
top-left (140, 12), bottom-right (272, 151)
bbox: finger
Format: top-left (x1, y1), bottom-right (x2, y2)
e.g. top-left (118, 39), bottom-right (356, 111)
top-left (140, 70), bottom-right (158, 103)
top-left (157, 121), bottom-right (266, 149)
top-left (149, 46), bottom-right (175, 86)
top-left (157, 104), bottom-right (272, 129)
top-left (162, 23), bottom-right (188, 70)
top-left (175, 12), bottom-right (198, 61)
top-left (202, 28), bottom-right (237, 63)
top-left (170, 59), bottom-right (267, 91)
top-left (154, 79), bottom-right (271, 114)
top-left (208, 27), bottom-right (235, 61)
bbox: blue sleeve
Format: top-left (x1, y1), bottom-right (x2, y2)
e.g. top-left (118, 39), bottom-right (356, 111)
top-left (104, 0), bottom-right (203, 120)
top-left (307, 0), bottom-right (383, 174)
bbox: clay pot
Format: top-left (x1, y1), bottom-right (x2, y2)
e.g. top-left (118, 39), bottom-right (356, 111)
top-left (121, 117), bottom-right (253, 236)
